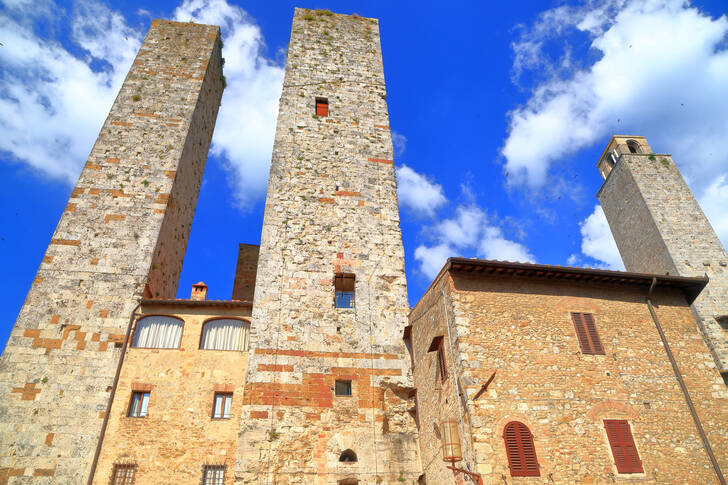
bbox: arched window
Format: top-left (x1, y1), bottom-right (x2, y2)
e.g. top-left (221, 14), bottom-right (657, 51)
top-left (339, 449), bottom-right (357, 463)
top-left (200, 319), bottom-right (249, 351)
top-left (503, 421), bottom-right (540, 477)
top-left (626, 139), bottom-right (640, 154)
top-left (132, 316), bottom-right (183, 349)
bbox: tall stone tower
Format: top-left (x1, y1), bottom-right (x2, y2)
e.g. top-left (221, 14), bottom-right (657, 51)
top-left (597, 135), bottom-right (728, 375)
top-left (237, 8), bottom-right (420, 485)
top-left (0, 20), bottom-right (223, 482)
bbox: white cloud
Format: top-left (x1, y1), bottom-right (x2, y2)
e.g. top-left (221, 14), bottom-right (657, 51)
top-left (577, 205), bottom-right (625, 270)
top-left (699, 174), bottom-right (728, 248)
top-left (414, 205), bottom-right (535, 279)
top-left (173, 0), bottom-right (283, 208)
top-left (391, 131), bottom-right (407, 157)
top-left (502, 0), bottom-right (728, 205)
top-left (0, 0), bottom-right (141, 181)
top-left (396, 164), bottom-right (447, 217)
top-left (0, 0), bottom-right (283, 209)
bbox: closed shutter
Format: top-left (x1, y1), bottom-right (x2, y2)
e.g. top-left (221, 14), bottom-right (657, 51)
top-left (315, 98), bottom-right (328, 117)
top-left (437, 346), bottom-right (448, 383)
top-left (503, 421), bottom-right (540, 477)
top-left (571, 312), bottom-right (605, 355)
top-left (604, 420), bottom-right (643, 474)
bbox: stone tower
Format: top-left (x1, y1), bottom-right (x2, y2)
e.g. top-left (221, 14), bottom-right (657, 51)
top-left (237, 8), bottom-right (420, 485)
top-left (0, 20), bottom-right (223, 482)
top-left (597, 135), bottom-right (728, 375)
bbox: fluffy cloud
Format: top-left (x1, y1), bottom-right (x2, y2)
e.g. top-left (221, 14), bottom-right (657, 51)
top-left (699, 175), bottom-right (728, 248)
top-left (173, 0), bottom-right (284, 207)
top-left (0, 0), bottom-right (283, 209)
top-left (391, 130), bottom-right (407, 157)
top-left (414, 205), bottom-right (535, 279)
top-left (502, 0), bottom-right (728, 202)
top-left (396, 164), bottom-right (447, 217)
top-left (576, 205), bottom-right (624, 270)
top-left (0, 1), bottom-right (141, 181)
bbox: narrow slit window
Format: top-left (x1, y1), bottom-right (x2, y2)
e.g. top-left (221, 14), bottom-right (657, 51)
top-left (202, 465), bottom-right (226, 485)
top-left (437, 345), bottom-right (448, 383)
top-left (335, 380), bottom-right (352, 396)
top-left (315, 97), bottom-right (328, 117)
top-left (335, 273), bottom-right (355, 309)
top-left (111, 464), bottom-right (136, 485)
top-left (571, 312), bottom-right (605, 355)
top-left (212, 393), bottom-right (232, 419)
top-left (127, 391), bottom-right (149, 418)
top-left (503, 421), bottom-right (540, 477)
top-left (604, 419), bottom-right (644, 474)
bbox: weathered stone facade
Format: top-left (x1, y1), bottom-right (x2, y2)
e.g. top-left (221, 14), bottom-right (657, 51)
top-left (232, 244), bottom-right (260, 302)
top-left (0, 20), bottom-right (223, 483)
top-left (92, 299), bottom-right (251, 485)
top-left (236, 8), bottom-right (420, 484)
top-left (597, 136), bottom-right (728, 373)
top-left (410, 259), bottom-right (728, 484)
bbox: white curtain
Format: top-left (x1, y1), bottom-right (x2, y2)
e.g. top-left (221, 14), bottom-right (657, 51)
top-left (201, 319), bottom-right (249, 351)
top-left (132, 316), bottom-right (183, 348)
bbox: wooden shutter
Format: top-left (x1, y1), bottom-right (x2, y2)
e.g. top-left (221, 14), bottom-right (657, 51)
top-left (503, 421), bottom-right (540, 477)
top-left (571, 312), bottom-right (605, 355)
top-left (604, 420), bottom-right (643, 473)
top-left (315, 98), bottom-right (328, 117)
top-left (437, 345), bottom-right (448, 383)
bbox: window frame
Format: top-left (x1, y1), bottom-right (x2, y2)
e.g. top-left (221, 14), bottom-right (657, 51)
top-left (570, 312), bottom-right (605, 355)
top-left (202, 465), bottom-right (226, 485)
top-left (199, 317), bottom-right (250, 351)
top-left (131, 314), bottom-right (184, 350)
top-left (334, 380), bottom-right (352, 397)
top-left (315, 97), bottom-right (329, 117)
top-left (334, 273), bottom-right (355, 309)
top-left (212, 392), bottom-right (233, 419)
top-left (111, 464), bottom-right (137, 485)
top-left (127, 391), bottom-right (150, 418)
top-left (503, 421), bottom-right (540, 477)
top-left (604, 419), bottom-right (644, 474)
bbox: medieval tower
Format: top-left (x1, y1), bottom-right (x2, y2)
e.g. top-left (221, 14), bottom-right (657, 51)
top-left (597, 136), bottom-right (728, 376)
top-left (0, 20), bottom-right (224, 482)
top-left (236, 8), bottom-right (419, 484)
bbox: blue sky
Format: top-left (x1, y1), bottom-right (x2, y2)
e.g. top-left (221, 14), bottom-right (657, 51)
top-left (2, 0), bottom-right (728, 349)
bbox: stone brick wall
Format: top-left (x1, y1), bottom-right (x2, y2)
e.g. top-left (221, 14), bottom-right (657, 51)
top-left (598, 139), bottom-right (728, 372)
top-left (410, 269), bottom-right (728, 483)
top-left (237, 8), bottom-right (420, 484)
top-left (92, 302), bottom-right (250, 485)
top-left (232, 244), bottom-right (259, 301)
top-left (0, 20), bottom-right (223, 483)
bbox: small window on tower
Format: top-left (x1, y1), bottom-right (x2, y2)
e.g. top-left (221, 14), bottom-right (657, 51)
top-left (626, 139), bottom-right (640, 154)
top-left (316, 97), bottom-right (328, 117)
top-left (335, 273), bottom-right (355, 309)
top-left (335, 380), bottom-right (352, 396)
top-left (127, 391), bottom-right (149, 418)
top-left (212, 392), bottom-right (232, 419)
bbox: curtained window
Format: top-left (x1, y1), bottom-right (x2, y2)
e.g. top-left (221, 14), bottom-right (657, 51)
top-left (200, 319), bottom-right (249, 351)
top-left (132, 316), bottom-right (183, 349)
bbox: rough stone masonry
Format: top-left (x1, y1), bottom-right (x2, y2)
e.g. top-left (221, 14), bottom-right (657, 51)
top-left (236, 8), bottom-right (420, 485)
top-left (0, 20), bottom-right (223, 483)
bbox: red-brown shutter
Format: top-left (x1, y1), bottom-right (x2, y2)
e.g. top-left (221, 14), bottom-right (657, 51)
top-left (571, 312), bottom-right (605, 355)
top-left (437, 346), bottom-right (448, 382)
top-left (315, 98), bottom-right (328, 117)
top-left (604, 419), bottom-right (643, 474)
top-left (503, 422), bottom-right (540, 477)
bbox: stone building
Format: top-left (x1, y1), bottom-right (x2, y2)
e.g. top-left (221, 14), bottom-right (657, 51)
top-left (1, 7), bottom-right (728, 485)
top-left (597, 136), bottom-right (728, 377)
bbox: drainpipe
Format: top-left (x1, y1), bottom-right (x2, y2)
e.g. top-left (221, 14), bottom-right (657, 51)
top-left (87, 301), bottom-right (142, 485)
top-left (646, 278), bottom-right (725, 485)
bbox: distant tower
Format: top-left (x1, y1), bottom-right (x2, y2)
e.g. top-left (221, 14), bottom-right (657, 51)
top-left (0, 20), bottom-right (223, 482)
top-left (237, 8), bottom-right (420, 484)
top-left (597, 135), bottom-right (728, 375)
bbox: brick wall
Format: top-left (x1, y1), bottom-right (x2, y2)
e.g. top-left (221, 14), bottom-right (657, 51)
top-left (411, 269), bottom-right (728, 483)
top-left (0, 20), bottom-right (223, 483)
top-left (237, 8), bottom-right (420, 484)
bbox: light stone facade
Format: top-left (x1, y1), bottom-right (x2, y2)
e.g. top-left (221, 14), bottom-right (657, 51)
top-left (597, 136), bottom-right (728, 373)
top-left (236, 8), bottom-right (420, 485)
top-left (0, 19), bottom-right (223, 483)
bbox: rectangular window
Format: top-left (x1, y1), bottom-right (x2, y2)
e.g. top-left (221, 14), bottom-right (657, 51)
top-left (335, 380), bottom-right (352, 396)
top-left (202, 465), bottom-right (226, 485)
top-left (335, 273), bottom-right (355, 309)
top-left (213, 393), bottom-right (232, 419)
top-left (604, 420), bottom-right (643, 473)
top-left (128, 391), bottom-right (149, 418)
top-left (570, 312), bottom-right (605, 355)
top-left (315, 97), bottom-right (328, 117)
top-left (111, 464), bottom-right (136, 485)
